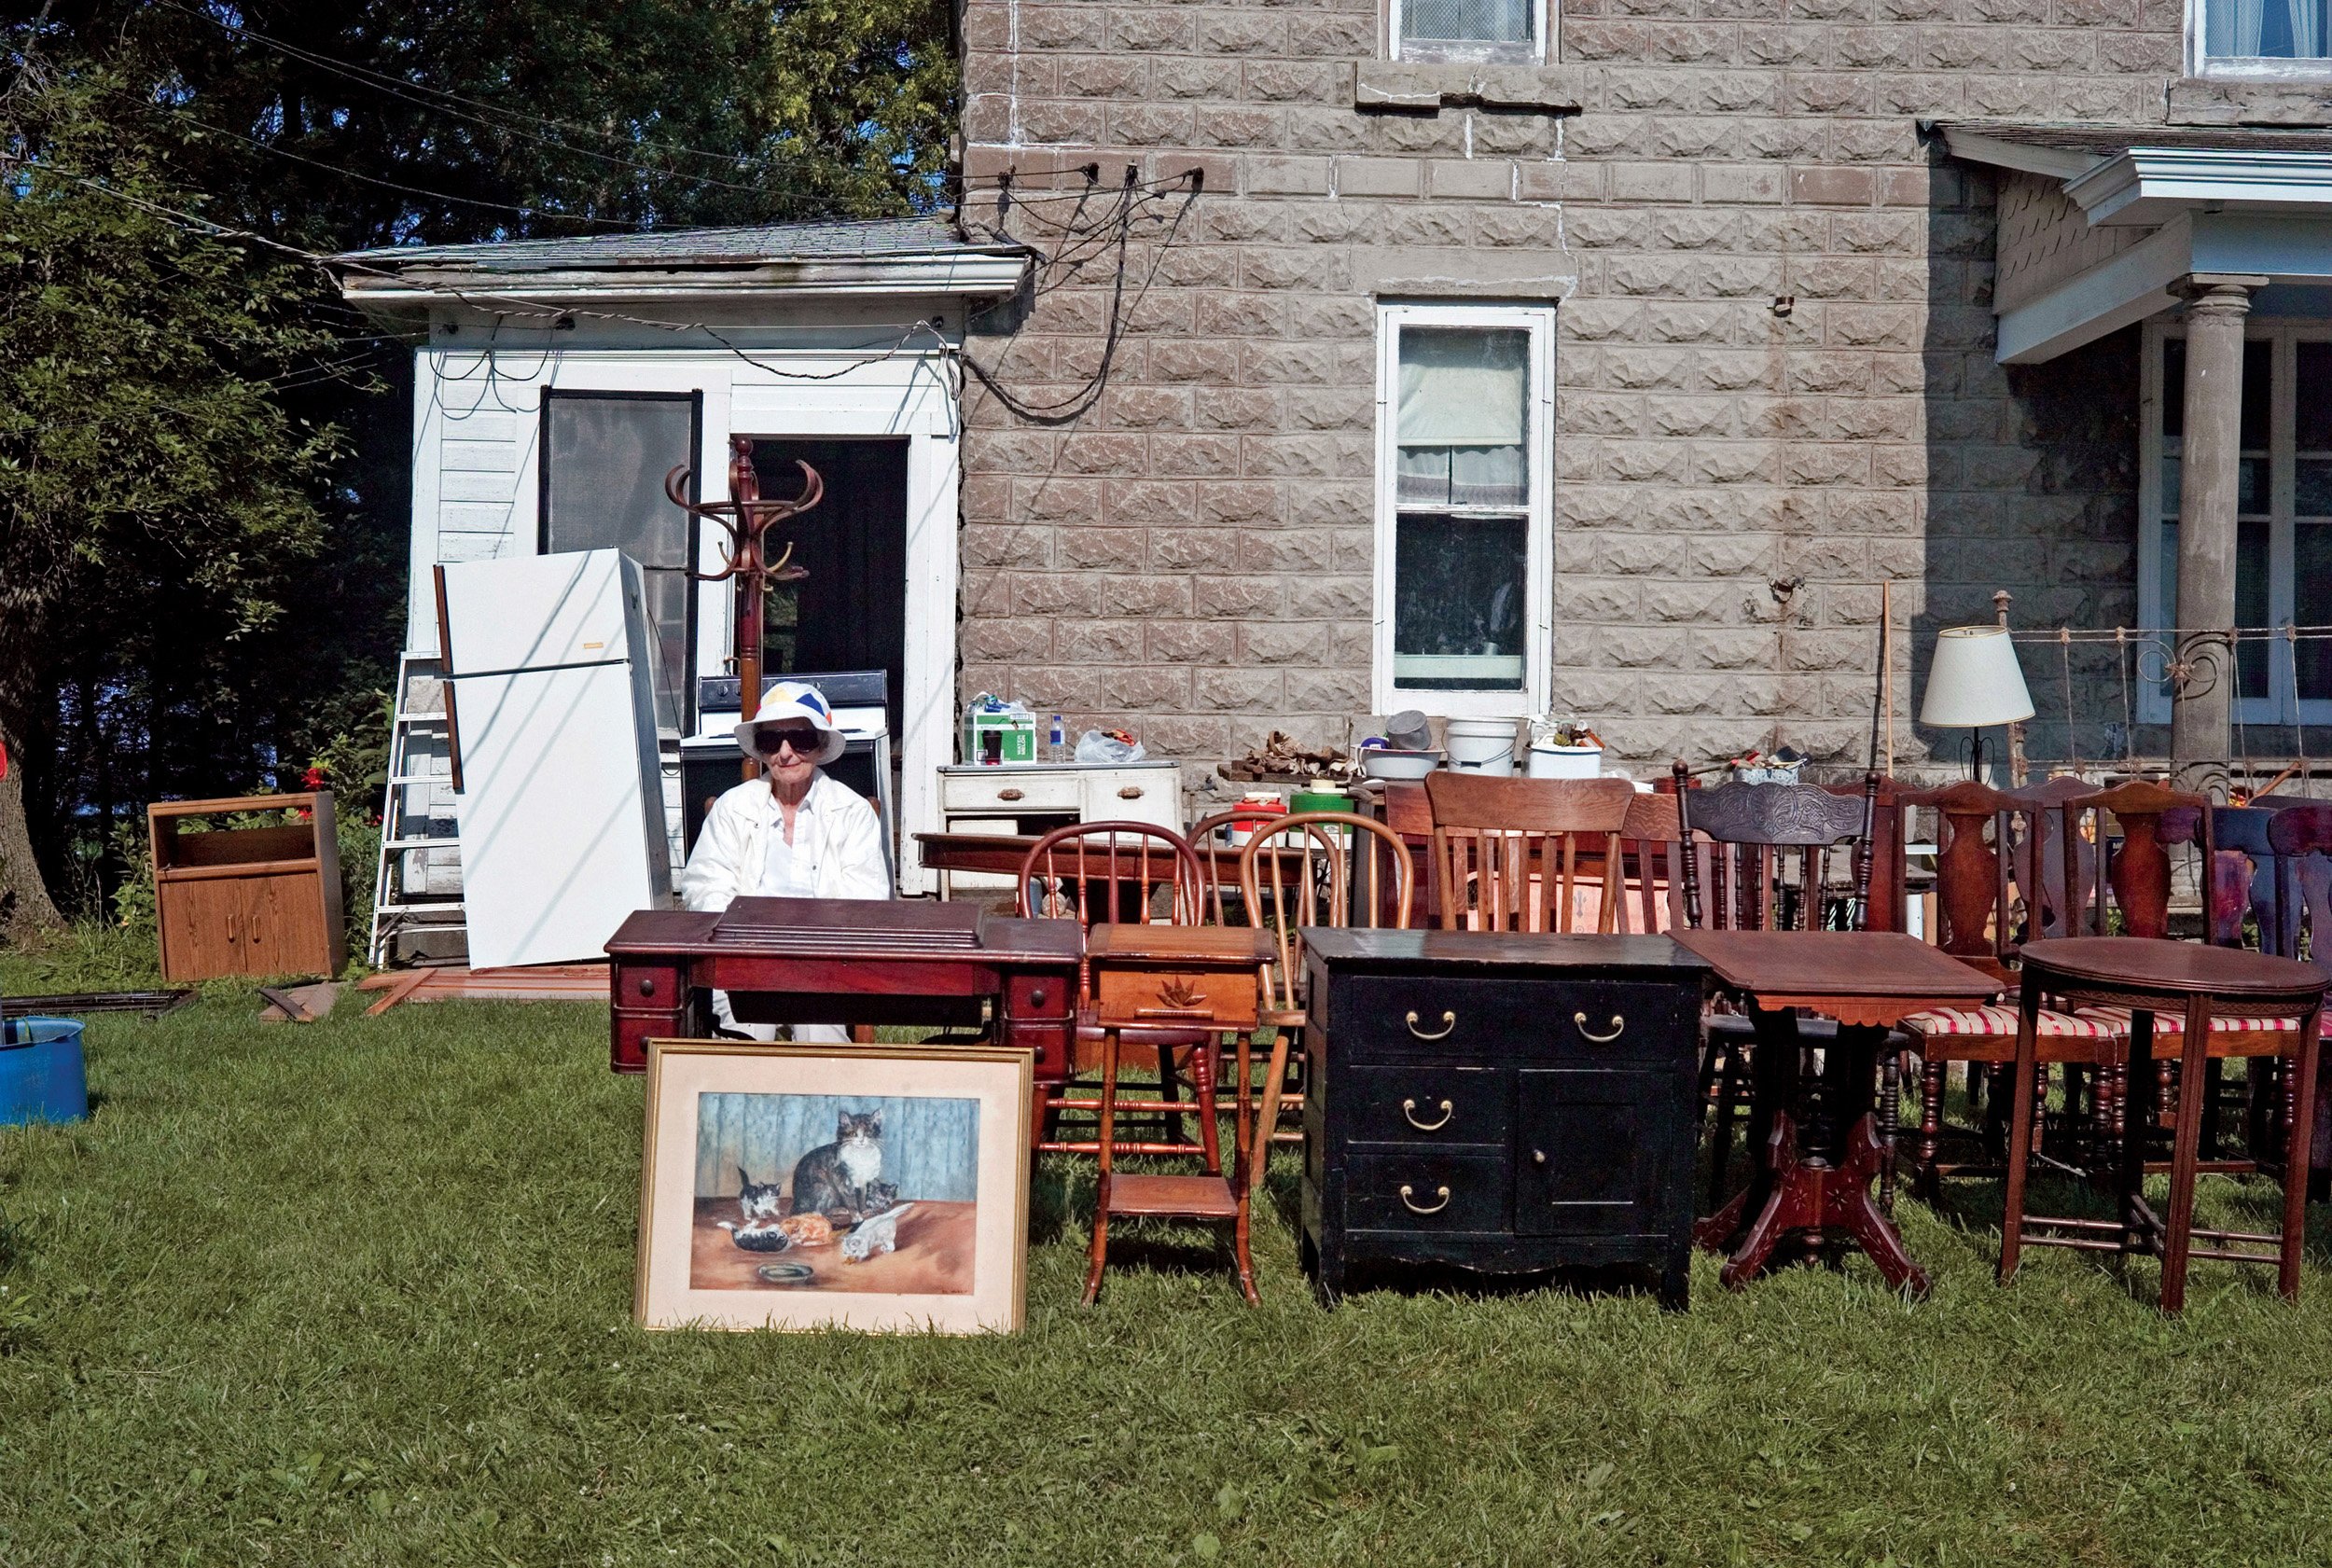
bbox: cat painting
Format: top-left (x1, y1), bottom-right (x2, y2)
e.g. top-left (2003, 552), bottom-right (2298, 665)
top-left (790, 1110), bottom-right (883, 1223)
top-left (840, 1203), bottom-right (912, 1263)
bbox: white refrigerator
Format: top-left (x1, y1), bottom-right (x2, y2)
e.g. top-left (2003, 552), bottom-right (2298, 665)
top-left (435, 549), bottom-right (672, 969)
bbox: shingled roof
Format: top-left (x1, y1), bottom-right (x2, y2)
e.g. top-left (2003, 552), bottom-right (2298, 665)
top-left (335, 215), bottom-right (1021, 272)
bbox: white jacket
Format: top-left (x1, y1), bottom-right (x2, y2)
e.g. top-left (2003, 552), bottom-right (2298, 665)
top-left (679, 771), bottom-right (891, 910)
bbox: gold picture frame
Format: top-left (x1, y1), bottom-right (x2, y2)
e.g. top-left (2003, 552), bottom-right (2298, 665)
top-left (637, 1039), bottom-right (1032, 1333)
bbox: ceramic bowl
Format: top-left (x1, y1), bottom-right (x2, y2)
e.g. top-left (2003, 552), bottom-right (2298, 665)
top-left (1359, 747), bottom-right (1443, 781)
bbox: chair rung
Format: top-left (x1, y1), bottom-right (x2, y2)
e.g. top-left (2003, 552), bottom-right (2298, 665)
top-left (1039, 1140), bottom-right (1210, 1156)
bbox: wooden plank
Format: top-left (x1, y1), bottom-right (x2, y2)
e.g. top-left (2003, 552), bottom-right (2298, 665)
top-left (364, 969), bottom-right (433, 1017)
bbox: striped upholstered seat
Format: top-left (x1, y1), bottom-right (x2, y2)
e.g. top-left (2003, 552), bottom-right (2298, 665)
top-left (1904, 1004), bottom-right (2119, 1040)
top-left (2074, 1006), bottom-right (2314, 1044)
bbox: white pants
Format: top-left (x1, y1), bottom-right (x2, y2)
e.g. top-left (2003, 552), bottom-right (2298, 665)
top-left (712, 989), bottom-right (850, 1044)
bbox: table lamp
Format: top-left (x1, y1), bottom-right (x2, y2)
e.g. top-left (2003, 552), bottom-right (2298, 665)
top-left (1921, 625), bottom-right (2034, 780)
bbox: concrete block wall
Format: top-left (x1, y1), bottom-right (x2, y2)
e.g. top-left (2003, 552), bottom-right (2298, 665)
top-left (958, 0), bottom-right (2192, 773)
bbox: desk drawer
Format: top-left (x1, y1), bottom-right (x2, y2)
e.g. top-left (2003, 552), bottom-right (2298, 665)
top-left (1347, 1151), bottom-right (1507, 1233)
top-left (943, 772), bottom-right (1081, 813)
top-left (1095, 966), bottom-right (1258, 1031)
top-left (1345, 1064), bottom-right (1506, 1147)
top-left (1340, 976), bottom-right (1688, 1062)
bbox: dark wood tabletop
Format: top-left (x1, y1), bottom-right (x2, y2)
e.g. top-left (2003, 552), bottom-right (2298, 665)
top-left (606, 904), bottom-right (1081, 964)
top-left (2018, 936), bottom-right (2332, 999)
top-left (1672, 928), bottom-right (2001, 1023)
top-left (1086, 925), bottom-right (1273, 964)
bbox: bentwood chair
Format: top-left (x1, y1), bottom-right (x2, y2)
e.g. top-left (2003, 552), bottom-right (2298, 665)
top-left (1189, 804), bottom-right (1289, 926)
top-left (1017, 822), bottom-right (1221, 1164)
top-left (1421, 772), bottom-right (1634, 934)
top-left (1238, 810), bottom-right (1417, 1143)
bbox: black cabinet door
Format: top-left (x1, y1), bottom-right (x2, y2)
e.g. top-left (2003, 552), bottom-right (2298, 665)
top-left (1512, 1065), bottom-right (1690, 1238)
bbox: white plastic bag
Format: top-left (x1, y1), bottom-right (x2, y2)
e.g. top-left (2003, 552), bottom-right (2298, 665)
top-left (1075, 729), bottom-right (1145, 765)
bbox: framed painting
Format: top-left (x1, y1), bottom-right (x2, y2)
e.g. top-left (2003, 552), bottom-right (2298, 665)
top-left (636, 1040), bottom-right (1032, 1333)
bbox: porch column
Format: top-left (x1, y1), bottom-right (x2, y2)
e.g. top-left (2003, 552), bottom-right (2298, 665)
top-left (2170, 274), bottom-right (2264, 800)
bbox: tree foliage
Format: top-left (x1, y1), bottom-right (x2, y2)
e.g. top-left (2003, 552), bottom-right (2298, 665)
top-left (0, 2), bottom-right (958, 933)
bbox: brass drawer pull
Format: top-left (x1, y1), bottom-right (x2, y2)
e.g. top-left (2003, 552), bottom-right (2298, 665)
top-left (1574, 1011), bottom-right (1625, 1043)
top-left (1117, 785), bottom-right (1145, 799)
top-left (1405, 1009), bottom-right (1456, 1040)
top-left (997, 787), bottom-right (1024, 802)
top-left (1398, 1183), bottom-right (1451, 1214)
top-left (1401, 1097), bottom-right (1453, 1131)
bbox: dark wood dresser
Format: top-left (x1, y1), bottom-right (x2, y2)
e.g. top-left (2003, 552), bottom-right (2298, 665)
top-left (1298, 929), bottom-right (1711, 1308)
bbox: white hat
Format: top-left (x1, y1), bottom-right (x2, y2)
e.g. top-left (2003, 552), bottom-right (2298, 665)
top-left (734, 681), bottom-right (847, 766)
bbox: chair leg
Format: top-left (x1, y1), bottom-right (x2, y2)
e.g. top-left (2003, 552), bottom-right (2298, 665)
top-left (1916, 1059), bottom-right (1945, 1200)
top-left (1083, 1027), bottom-right (1122, 1307)
top-left (1707, 1043), bottom-right (1742, 1212)
top-left (1194, 1041), bottom-right (1223, 1175)
top-left (1878, 1048), bottom-right (1902, 1217)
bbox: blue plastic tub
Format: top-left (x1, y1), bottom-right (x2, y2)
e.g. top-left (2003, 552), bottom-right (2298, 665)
top-left (0, 1017), bottom-right (89, 1127)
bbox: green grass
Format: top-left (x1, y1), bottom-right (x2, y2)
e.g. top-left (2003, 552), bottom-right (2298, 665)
top-left (6, 994), bottom-right (2332, 1565)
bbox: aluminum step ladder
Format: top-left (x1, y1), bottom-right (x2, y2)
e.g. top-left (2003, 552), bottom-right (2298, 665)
top-left (367, 652), bottom-right (467, 965)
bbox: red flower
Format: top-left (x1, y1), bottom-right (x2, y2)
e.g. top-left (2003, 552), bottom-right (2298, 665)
top-left (302, 765), bottom-right (328, 790)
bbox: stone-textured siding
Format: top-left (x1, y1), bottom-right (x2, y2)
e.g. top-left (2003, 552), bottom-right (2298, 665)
top-left (958, 0), bottom-right (2193, 773)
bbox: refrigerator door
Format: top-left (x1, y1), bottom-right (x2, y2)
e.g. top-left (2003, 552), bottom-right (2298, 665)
top-left (451, 660), bottom-right (670, 969)
top-left (438, 548), bottom-right (637, 675)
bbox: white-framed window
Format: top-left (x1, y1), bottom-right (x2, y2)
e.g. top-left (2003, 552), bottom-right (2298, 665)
top-left (2139, 318), bottom-right (2332, 725)
top-left (1373, 301), bottom-right (1555, 718)
top-left (2189, 0), bottom-right (2332, 76)
top-left (1391, 0), bottom-right (1550, 63)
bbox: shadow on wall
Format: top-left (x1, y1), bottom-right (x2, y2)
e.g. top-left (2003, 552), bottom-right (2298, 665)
top-left (1914, 148), bottom-right (2152, 780)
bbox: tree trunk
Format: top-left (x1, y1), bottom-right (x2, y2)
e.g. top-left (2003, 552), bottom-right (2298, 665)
top-left (0, 712), bottom-right (62, 937)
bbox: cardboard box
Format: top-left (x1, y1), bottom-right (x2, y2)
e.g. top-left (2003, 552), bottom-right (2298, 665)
top-left (963, 706), bottom-right (1037, 764)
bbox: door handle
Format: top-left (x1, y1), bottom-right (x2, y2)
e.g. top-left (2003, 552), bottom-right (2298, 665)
top-left (1401, 1097), bottom-right (1453, 1131)
top-left (1405, 1009), bottom-right (1456, 1040)
top-left (1398, 1184), bottom-right (1451, 1214)
top-left (1573, 1011), bottom-right (1625, 1043)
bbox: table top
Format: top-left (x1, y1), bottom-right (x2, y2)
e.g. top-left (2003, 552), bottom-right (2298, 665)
top-left (1299, 926), bottom-right (1704, 975)
top-left (606, 906), bottom-right (1081, 964)
top-left (2020, 937), bottom-right (2332, 1000)
top-left (1672, 929), bottom-right (2001, 1006)
top-left (1086, 925), bottom-right (1274, 964)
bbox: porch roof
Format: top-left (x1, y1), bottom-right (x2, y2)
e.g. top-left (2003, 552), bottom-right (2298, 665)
top-left (332, 215), bottom-right (1033, 322)
top-left (1935, 120), bottom-right (2332, 365)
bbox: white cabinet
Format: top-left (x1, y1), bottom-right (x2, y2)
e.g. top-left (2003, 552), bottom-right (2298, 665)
top-left (935, 761), bottom-right (1184, 896)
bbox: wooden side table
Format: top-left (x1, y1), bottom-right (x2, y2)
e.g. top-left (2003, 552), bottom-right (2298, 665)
top-left (2001, 937), bottom-right (2328, 1311)
top-left (1081, 925), bottom-right (1274, 1303)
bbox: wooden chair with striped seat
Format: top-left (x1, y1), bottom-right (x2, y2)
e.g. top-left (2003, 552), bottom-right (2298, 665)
top-left (1895, 781), bottom-right (2124, 1200)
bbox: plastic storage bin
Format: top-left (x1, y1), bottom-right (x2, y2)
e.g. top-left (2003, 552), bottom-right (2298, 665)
top-left (0, 1017), bottom-right (89, 1127)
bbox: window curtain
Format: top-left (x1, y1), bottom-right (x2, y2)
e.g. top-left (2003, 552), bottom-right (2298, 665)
top-left (2292, 0), bottom-right (2327, 57)
top-left (2206, 0), bottom-right (2331, 55)
top-left (1396, 327), bottom-right (1529, 506)
top-left (2209, 0), bottom-right (2269, 53)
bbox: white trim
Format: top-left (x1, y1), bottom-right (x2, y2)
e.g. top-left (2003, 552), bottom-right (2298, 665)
top-left (1371, 300), bottom-right (1556, 719)
top-left (2069, 148), bottom-right (2332, 228)
top-left (1938, 129), bottom-right (2103, 183)
top-left (2139, 317), bottom-right (2332, 727)
top-left (1389, 0), bottom-right (1550, 63)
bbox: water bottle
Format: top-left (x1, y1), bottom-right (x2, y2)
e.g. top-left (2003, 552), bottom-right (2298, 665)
top-left (1049, 713), bottom-right (1065, 762)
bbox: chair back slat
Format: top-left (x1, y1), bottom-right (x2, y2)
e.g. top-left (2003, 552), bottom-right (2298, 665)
top-left (1422, 773), bottom-right (1632, 934)
top-left (2061, 781), bottom-right (2209, 941)
top-left (1018, 822), bottom-right (1206, 932)
top-left (1240, 811), bottom-right (1414, 1015)
top-left (1669, 765), bottom-right (1880, 931)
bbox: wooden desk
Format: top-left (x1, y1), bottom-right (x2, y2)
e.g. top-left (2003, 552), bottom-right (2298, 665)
top-left (1673, 929), bottom-right (2001, 1297)
top-left (604, 901), bottom-right (1080, 1095)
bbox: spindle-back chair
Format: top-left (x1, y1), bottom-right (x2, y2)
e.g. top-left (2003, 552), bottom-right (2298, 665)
top-left (1422, 772), bottom-right (1634, 934)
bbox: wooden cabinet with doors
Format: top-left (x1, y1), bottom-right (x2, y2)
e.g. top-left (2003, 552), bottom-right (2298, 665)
top-left (149, 793), bottom-right (344, 983)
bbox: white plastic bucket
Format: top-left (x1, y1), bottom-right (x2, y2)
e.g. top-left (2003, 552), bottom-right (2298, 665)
top-left (1444, 717), bottom-right (1518, 776)
top-left (1527, 742), bottom-right (1603, 780)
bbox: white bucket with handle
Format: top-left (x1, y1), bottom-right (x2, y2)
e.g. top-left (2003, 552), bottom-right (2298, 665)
top-left (1444, 717), bottom-right (1518, 776)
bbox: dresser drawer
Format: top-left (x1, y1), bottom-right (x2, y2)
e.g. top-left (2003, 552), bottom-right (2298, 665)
top-left (1345, 1064), bottom-right (1507, 1147)
top-left (1347, 1151), bottom-right (1508, 1233)
top-left (942, 771), bottom-right (1082, 813)
top-left (1339, 976), bottom-right (1692, 1062)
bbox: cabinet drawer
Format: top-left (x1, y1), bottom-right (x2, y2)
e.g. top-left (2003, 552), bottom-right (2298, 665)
top-left (1348, 1152), bottom-right (1508, 1233)
top-left (1345, 1064), bottom-right (1507, 1147)
top-left (1340, 976), bottom-right (1692, 1062)
top-left (942, 772), bottom-right (1081, 813)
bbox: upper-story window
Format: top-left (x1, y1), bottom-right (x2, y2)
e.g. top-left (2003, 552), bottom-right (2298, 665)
top-left (2194, 0), bottom-right (2332, 74)
top-left (1393, 0), bottom-right (1549, 63)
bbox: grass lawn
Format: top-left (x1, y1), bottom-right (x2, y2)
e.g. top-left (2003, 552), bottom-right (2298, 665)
top-left (6, 980), bottom-right (2332, 1565)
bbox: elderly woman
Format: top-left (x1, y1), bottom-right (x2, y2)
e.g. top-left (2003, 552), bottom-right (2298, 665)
top-left (679, 680), bottom-right (889, 1041)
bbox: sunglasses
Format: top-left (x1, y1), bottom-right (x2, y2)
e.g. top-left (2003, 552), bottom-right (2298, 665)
top-left (757, 727), bottom-right (821, 756)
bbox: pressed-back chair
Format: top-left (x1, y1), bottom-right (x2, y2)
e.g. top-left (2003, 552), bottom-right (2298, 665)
top-left (1671, 765), bottom-right (1885, 1208)
top-left (1239, 810), bottom-right (1417, 1144)
top-left (1017, 821), bottom-right (1222, 1162)
top-left (1893, 781), bottom-right (2123, 1200)
top-left (1421, 772), bottom-right (1635, 934)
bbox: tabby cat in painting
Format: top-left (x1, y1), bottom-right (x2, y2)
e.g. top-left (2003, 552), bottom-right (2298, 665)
top-left (790, 1110), bottom-right (884, 1223)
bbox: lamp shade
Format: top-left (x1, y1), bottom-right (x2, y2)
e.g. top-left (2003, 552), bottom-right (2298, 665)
top-left (1921, 626), bottom-right (2035, 728)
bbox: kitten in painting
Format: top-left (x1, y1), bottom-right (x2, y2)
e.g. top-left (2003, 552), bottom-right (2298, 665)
top-left (719, 1168), bottom-right (793, 1251)
top-left (790, 1110), bottom-right (883, 1222)
top-left (840, 1203), bottom-right (912, 1263)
